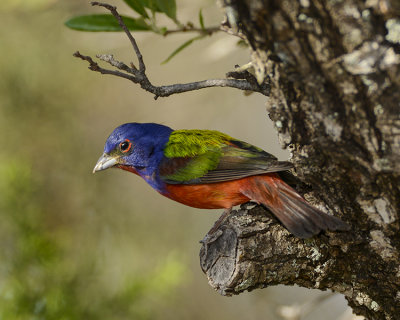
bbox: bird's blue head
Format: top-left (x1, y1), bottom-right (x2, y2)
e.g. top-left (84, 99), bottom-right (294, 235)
top-left (93, 123), bottom-right (173, 178)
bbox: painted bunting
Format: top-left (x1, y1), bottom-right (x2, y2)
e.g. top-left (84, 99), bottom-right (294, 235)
top-left (93, 123), bottom-right (349, 238)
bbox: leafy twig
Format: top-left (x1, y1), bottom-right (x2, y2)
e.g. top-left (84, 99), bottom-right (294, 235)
top-left (73, 2), bottom-right (269, 99)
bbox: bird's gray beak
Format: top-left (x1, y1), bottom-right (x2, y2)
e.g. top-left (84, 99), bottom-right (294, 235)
top-left (93, 153), bottom-right (119, 173)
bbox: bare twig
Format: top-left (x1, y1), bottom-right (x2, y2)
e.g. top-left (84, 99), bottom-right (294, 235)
top-left (73, 2), bottom-right (269, 99)
top-left (73, 52), bottom-right (138, 82)
top-left (91, 1), bottom-right (146, 72)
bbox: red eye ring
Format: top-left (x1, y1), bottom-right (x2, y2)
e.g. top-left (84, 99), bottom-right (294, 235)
top-left (119, 139), bottom-right (132, 153)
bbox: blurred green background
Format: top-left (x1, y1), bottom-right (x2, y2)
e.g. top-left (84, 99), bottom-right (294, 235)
top-left (0, 0), bottom-right (357, 319)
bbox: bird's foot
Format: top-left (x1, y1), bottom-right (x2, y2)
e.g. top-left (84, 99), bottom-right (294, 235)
top-left (208, 208), bottom-right (231, 235)
top-left (200, 229), bottom-right (224, 259)
top-left (200, 229), bottom-right (223, 247)
top-left (200, 209), bottom-right (231, 257)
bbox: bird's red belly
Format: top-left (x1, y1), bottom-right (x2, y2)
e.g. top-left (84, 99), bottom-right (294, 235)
top-left (162, 179), bottom-right (251, 209)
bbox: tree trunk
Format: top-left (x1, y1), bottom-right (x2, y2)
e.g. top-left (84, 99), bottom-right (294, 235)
top-left (200, 1), bottom-right (400, 319)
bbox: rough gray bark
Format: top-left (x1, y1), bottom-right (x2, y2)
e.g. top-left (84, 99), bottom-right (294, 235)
top-left (200, 1), bottom-right (400, 319)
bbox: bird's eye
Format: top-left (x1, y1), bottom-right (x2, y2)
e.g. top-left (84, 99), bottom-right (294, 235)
top-left (119, 139), bottom-right (132, 153)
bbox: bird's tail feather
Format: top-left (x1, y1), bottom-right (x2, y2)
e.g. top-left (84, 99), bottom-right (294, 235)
top-left (241, 175), bottom-right (349, 238)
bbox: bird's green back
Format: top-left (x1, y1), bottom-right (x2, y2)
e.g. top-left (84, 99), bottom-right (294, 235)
top-left (162, 130), bottom-right (229, 182)
top-left (164, 130), bottom-right (232, 158)
top-left (160, 129), bottom-right (292, 184)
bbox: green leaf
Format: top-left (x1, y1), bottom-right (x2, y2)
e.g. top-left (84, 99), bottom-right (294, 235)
top-left (123, 0), bottom-right (149, 19)
top-left (65, 14), bottom-right (151, 32)
top-left (144, 0), bottom-right (162, 13)
top-left (155, 0), bottom-right (177, 21)
top-left (199, 9), bottom-right (205, 30)
top-left (162, 35), bottom-right (204, 64)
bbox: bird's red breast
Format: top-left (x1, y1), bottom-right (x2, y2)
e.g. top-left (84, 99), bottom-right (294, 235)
top-left (161, 175), bottom-right (277, 209)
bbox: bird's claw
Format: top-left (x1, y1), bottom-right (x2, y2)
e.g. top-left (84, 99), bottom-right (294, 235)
top-left (200, 229), bottom-right (224, 246)
top-left (200, 229), bottom-right (224, 258)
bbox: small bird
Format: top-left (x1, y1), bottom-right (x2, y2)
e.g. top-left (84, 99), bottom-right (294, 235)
top-left (93, 123), bottom-right (349, 238)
